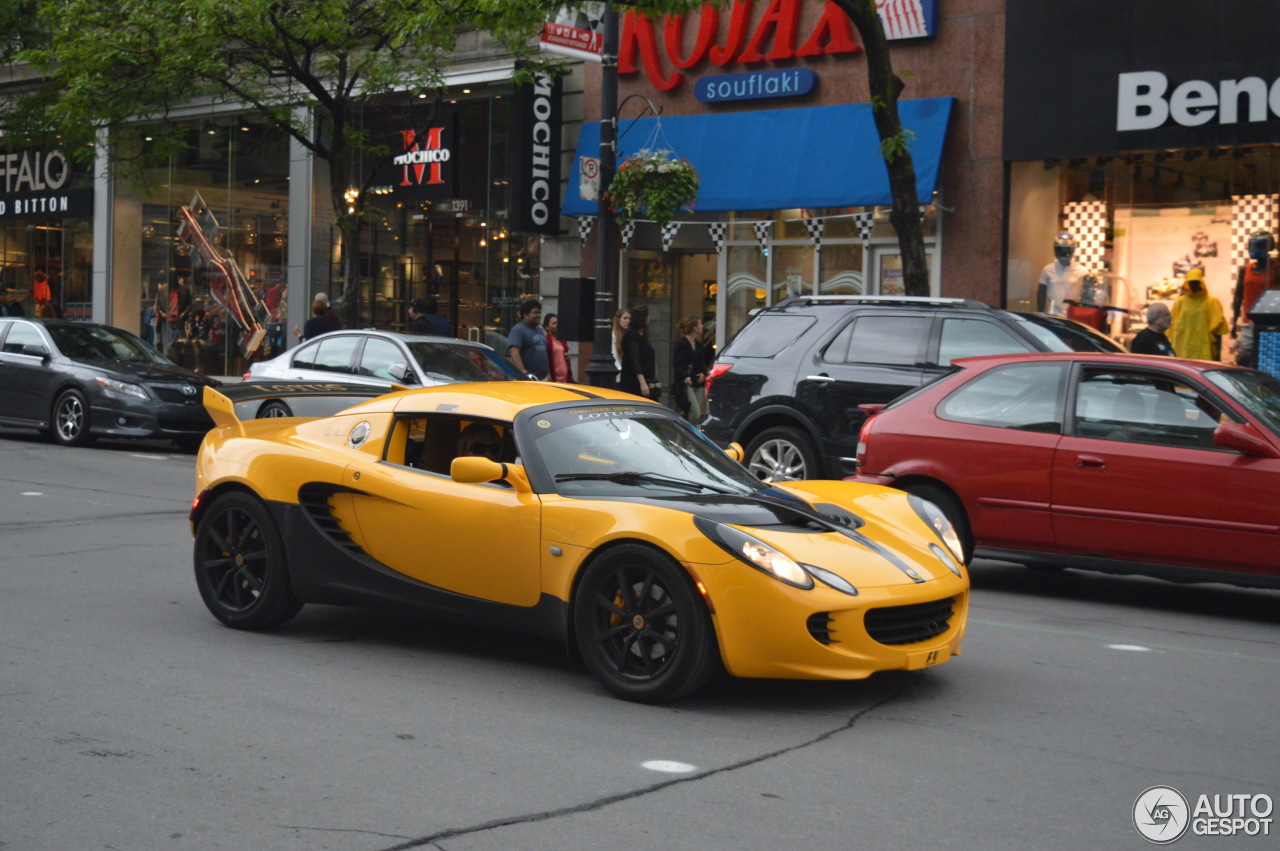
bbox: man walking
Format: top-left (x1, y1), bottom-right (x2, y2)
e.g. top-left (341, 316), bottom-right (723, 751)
top-left (408, 296), bottom-right (453, 336)
top-left (507, 299), bottom-right (548, 379)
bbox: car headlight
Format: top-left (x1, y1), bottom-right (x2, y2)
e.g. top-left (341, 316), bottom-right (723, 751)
top-left (909, 494), bottom-right (965, 567)
top-left (96, 377), bottom-right (149, 400)
top-left (694, 516), bottom-right (814, 589)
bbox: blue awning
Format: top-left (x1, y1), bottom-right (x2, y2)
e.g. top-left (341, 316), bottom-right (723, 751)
top-left (563, 97), bottom-right (954, 216)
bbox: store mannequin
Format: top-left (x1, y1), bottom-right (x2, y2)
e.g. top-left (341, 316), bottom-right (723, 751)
top-left (1037, 231), bottom-right (1087, 317)
top-left (1231, 229), bottom-right (1277, 368)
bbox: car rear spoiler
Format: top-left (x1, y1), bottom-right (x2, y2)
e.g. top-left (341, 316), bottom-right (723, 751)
top-left (203, 381), bottom-right (402, 436)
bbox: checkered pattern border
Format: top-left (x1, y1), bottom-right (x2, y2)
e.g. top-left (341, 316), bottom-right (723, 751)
top-left (754, 220), bottom-right (773, 252)
top-left (620, 221), bottom-right (636, 249)
top-left (1062, 201), bottom-right (1107, 270)
top-left (577, 216), bottom-right (594, 243)
top-left (707, 222), bottom-right (727, 254)
top-left (803, 217), bottom-right (824, 252)
top-left (1232, 195), bottom-right (1279, 270)
top-left (854, 211), bottom-right (875, 242)
top-left (661, 222), bottom-right (681, 252)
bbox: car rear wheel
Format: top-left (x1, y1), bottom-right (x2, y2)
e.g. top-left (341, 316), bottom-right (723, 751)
top-left (905, 483), bottom-right (973, 565)
top-left (745, 426), bottom-right (819, 482)
top-left (256, 400), bottom-right (293, 418)
top-left (51, 389), bottom-right (93, 447)
top-left (193, 492), bottom-right (301, 630)
top-left (574, 544), bottom-right (719, 703)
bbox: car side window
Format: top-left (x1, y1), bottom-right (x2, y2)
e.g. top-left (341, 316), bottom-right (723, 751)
top-left (938, 318), bottom-right (1032, 366)
top-left (937, 362), bottom-right (1066, 432)
top-left (824, 316), bottom-right (929, 366)
top-left (358, 338), bottom-right (404, 381)
top-left (388, 415), bottom-right (515, 478)
top-left (1073, 369), bottom-right (1231, 448)
top-left (311, 336), bottom-right (358, 374)
top-left (291, 341), bottom-right (319, 370)
top-left (2, 322), bottom-right (46, 354)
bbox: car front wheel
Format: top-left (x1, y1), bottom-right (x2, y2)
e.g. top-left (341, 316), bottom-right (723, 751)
top-left (193, 492), bottom-right (302, 630)
top-left (51, 389), bottom-right (93, 447)
top-left (574, 544), bottom-right (719, 703)
top-left (745, 426), bottom-right (819, 482)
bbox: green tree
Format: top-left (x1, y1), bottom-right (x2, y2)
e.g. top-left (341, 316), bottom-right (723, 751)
top-left (12, 0), bottom-right (601, 322)
top-left (831, 0), bottom-right (929, 296)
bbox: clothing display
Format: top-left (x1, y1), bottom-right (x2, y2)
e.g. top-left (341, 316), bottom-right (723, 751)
top-left (1037, 259), bottom-right (1088, 317)
top-left (1171, 287), bottom-right (1229, 360)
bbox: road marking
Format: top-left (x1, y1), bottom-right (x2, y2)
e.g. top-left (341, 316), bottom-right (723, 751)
top-left (130, 454), bottom-right (171, 460)
top-left (970, 618), bottom-right (1280, 664)
top-left (1106, 644), bottom-right (1152, 652)
top-left (21, 491), bottom-right (43, 496)
top-left (642, 760), bottom-right (697, 774)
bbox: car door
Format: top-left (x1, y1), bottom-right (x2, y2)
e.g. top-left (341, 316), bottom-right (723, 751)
top-left (353, 336), bottom-right (408, 385)
top-left (1052, 364), bottom-right (1277, 573)
top-left (933, 317), bottom-right (1035, 370)
top-left (929, 360), bottom-right (1068, 550)
top-left (805, 314), bottom-right (930, 458)
top-left (349, 413), bottom-right (541, 606)
top-left (0, 321), bottom-right (56, 422)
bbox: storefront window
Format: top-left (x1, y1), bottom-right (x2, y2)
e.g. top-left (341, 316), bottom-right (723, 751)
top-left (134, 118), bottom-right (290, 376)
top-left (725, 245), bottom-right (766, 344)
top-left (771, 244), bottom-right (814, 301)
top-left (818, 243), bottom-right (864, 294)
top-left (1007, 146), bottom-right (1280, 341)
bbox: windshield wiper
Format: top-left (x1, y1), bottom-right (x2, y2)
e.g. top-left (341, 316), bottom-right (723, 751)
top-left (554, 471), bottom-right (745, 495)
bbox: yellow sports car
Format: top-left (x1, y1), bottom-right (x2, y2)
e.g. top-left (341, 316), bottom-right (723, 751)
top-left (190, 381), bottom-right (969, 702)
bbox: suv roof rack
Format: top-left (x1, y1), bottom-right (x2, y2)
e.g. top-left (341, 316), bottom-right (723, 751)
top-left (772, 295), bottom-right (992, 310)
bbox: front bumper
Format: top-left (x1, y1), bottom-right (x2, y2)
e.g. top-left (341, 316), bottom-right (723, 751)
top-left (90, 396), bottom-right (214, 440)
top-left (697, 556), bottom-right (969, 680)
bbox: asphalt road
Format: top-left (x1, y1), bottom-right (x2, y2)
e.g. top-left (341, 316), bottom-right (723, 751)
top-left (2, 429), bottom-right (1278, 850)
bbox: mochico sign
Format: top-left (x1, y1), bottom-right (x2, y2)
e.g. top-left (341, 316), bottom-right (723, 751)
top-left (513, 69), bottom-right (562, 235)
top-left (0, 149), bottom-right (93, 221)
top-left (1118, 71), bottom-right (1280, 131)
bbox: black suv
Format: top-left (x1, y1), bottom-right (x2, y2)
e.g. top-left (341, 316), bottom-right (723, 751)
top-left (702, 296), bottom-right (1124, 481)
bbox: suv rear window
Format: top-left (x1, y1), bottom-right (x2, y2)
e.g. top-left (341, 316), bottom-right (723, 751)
top-left (724, 315), bottom-right (815, 357)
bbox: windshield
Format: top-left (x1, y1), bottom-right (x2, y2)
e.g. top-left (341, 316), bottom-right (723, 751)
top-left (1007, 312), bottom-right (1124, 353)
top-left (526, 404), bottom-right (764, 497)
top-left (1204, 368), bottom-right (1280, 435)
top-left (48, 324), bottom-right (169, 365)
top-left (405, 342), bottom-right (522, 383)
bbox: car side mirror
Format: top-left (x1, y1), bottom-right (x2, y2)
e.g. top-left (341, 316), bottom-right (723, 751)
top-left (725, 442), bottom-right (744, 462)
top-left (387, 362), bottom-right (417, 383)
top-left (450, 456), bottom-right (531, 492)
top-left (22, 344), bottom-right (50, 360)
top-left (1213, 422), bottom-right (1280, 458)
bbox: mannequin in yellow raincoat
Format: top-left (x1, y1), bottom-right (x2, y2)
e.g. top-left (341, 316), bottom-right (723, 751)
top-left (1171, 269), bottom-right (1229, 360)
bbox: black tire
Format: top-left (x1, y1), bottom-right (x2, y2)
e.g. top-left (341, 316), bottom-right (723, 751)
top-left (904, 482), bottom-right (973, 565)
top-left (51, 389), bottom-right (94, 447)
top-left (574, 543), bottom-right (719, 703)
top-left (256, 400), bottom-right (293, 419)
top-left (193, 492), bottom-right (302, 630)
top-left (745, 425), bottom-right (820, 482)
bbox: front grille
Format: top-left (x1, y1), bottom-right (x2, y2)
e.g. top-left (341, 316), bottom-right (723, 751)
top-left (864, 597), bottom-right (955, 646)
top-left (151, 384), bottom-right (203, 404)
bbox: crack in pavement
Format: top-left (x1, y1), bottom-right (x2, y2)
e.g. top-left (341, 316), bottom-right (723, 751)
top-left (370, 676), bottom-right (920, 851)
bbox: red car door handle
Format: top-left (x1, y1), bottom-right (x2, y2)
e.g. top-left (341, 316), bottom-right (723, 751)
top-left (1075, 454), bottom-right (1106, 469)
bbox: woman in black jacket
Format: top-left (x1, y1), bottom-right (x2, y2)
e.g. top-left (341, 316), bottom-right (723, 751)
top-left (619, 305), bottom-right (658, 400)
top-left (671, 315), bottom-right (706, 420)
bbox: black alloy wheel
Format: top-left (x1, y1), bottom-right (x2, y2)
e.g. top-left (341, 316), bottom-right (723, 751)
top-left (256, 400), bottom-right (293, 418)
top-left (193, 492), bottom-right (301, 630)
top-left (51, 389), bottom-right (93, 447)
top-left (745, 425), bottom-right (819, 482)
top-left (574, 544), bottom-right (719, 703)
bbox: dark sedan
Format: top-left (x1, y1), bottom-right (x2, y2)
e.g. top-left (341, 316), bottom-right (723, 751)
top-left (0, 318), bottom-right (218, 449)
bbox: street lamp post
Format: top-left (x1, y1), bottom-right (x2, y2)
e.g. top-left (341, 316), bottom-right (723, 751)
top-left (585, 1), bottom-right (620, 389)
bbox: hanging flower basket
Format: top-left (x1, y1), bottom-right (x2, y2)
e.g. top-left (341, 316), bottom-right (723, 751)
top-left (605, 148), bottom-right (700, 229)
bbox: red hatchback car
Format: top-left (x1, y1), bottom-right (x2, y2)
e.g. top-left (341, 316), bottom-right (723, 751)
top-left (849, 352), bottom-right (1280, 589)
